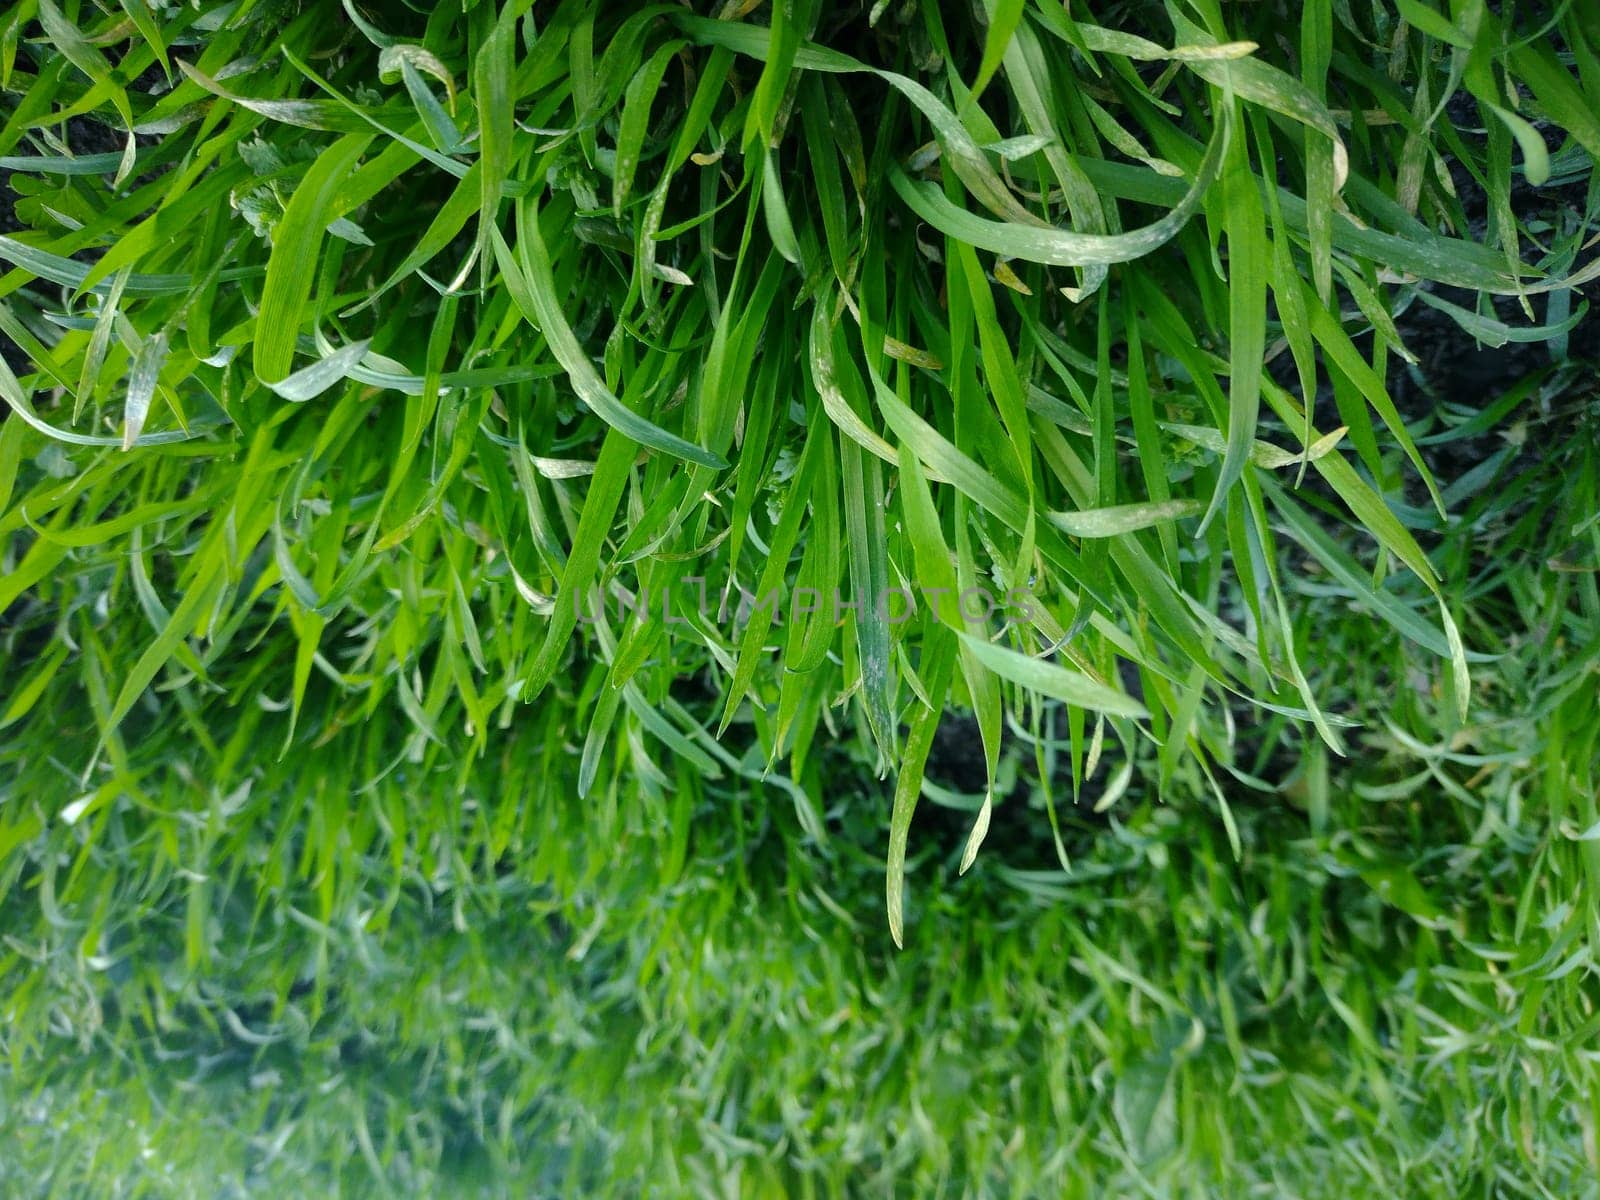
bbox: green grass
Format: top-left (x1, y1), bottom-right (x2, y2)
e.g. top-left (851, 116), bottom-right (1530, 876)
top-left (1, 0), bottom-right (1598, 1194)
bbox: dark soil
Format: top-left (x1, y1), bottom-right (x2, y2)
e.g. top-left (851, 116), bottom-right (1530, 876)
top-left (918, 708), bottom-right (1128, 870)
top-left (0, 39), bottom-right (162, 376)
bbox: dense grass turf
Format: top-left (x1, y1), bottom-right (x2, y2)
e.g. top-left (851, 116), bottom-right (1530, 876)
top-left (1, 0), bottom-right (1598, 1194)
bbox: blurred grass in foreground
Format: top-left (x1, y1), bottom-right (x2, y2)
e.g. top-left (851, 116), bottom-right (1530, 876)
top-left (2, 402), bottom-right (1596, 1194)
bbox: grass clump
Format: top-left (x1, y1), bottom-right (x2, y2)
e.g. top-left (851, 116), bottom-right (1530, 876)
top-left (1, 0), bottom-right (1599, 1194)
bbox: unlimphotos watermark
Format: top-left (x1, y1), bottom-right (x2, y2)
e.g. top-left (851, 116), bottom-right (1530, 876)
top-left (573, 578), bottom-right (1036, 629)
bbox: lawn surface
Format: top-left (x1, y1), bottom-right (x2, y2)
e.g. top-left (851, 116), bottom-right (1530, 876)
top-left (1, 0), bottom-right (1598, 1195)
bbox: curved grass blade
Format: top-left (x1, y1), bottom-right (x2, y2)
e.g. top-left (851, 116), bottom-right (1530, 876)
top-left (887, 630), bottom-right (956, 949)
top-left (254, 133), bottom-right (373, 383)
top-left (492, 208), bottom-right (726, 470)
top-left (957, 632), bottom-right (1149, 719)
top-left (886, 110), bottom-right (1228, 268)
